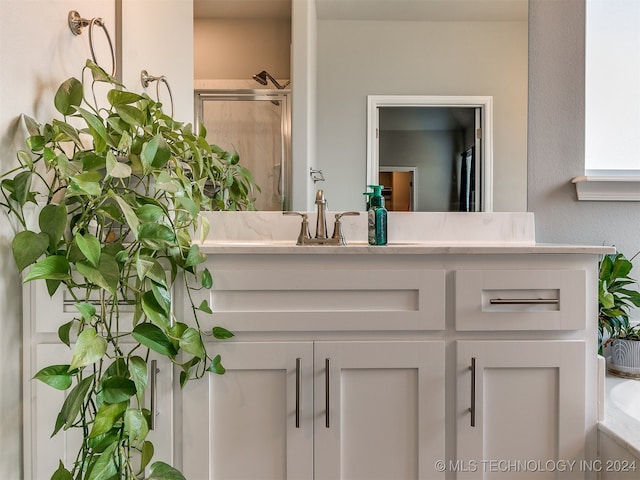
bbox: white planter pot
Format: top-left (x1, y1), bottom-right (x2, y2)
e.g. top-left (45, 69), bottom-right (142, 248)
top-left (609, 338), bottom-right (640, 378)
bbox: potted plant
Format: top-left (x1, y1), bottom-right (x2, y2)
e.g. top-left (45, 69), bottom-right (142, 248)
top-left (598, 252), bottom-right (640, 377)
top-left (0, 60), bottom-right (256, 479)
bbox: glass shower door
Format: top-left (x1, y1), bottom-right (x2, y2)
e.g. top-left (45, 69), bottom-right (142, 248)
top-left (195, 90), bottom-right (291, 211)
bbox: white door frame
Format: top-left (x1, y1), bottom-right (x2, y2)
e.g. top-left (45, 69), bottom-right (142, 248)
top-left (367, 95), bottom-right (493, 212)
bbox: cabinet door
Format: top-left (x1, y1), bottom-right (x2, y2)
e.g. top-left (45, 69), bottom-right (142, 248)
top-left (180, 341), bottom-right (314, 480)
top-left (314, 341), bottom-right (445, 480)
top-left (456, 341), bottom-right (586, 479)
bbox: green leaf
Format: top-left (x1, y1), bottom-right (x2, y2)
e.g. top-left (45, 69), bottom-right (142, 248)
top-left (105, 151), bottom-right (132, 178)
top-left (75, 256), bottom-right (119, 295)
top-left (212, 326), bottom-right (234, 340)
top-left (136, 204), bottom-right (165, 223)
top-left (141, 134), bottom-right (171, 169)
top-left (89, 401), bottom-right (127, 438)
top-left (185, 244), bottom-right (206, 268)
top-left (51, 460), bottom-right (73, 480)
top-left (54, 77), bottom-right (83, 116)
top-left (34, 365), bottom-right (73, 390)
top-left (138, 441), bottom-right (155, 475)
top-left (142, 290), bottom-right (169, 330)
top-left (148, 461), bottom-right (187, 480)
top-left (136, 255), bottom-right (167, 286)
top-left (179, 328), bottom-right (205, 359)
top-left (107, 89), bottom-right (144, 105)
top-left (207, 354), bottom-right (225, 375)
top-left (198, 300), bottom-right (213, 314)
top-left (23, 115), bottom-right (41, 136)
top-left (75, 233), bottom-right (101, 267)
top-left (124, 408), bottom-right (149, 445)
top-left (77, 108), bottom-right (108, 153)
top-left (11, 171), bottom-right (33, 205)
top-left (69, 328), bottom-right (107, 371)
top-left (75, 302), bottom-right (96, 322)
top-left (69, 171), bottom-right (102, 196)
top-left (131, 323), bottom-right (178, 358)
top-left (138, 223), bottom-right (176, 250)
top-left (114, 104), bottom-right (146, 127)
top-left (23, 256), bottom-right (70, 283)
top-left (110, 191), bottom-right (140, 238)
top-left (101, 376), bottom-right (136, 403)
top-left (53, 374), bottom-right (95, 435)
top-left (39, 203), bottom-right (67, 252)
top-left (86, 442), bottom-right (118, 480)
top-left (11, 231), bottom-right (49, 272)
top-left (201, 268), bottom-right (213, 289)
top-left (129, 356), bottom-right (148, 404)
top-left (58, 320), bottom-right (74, 347)
top-left (153, 285), bottom-right (173, 318)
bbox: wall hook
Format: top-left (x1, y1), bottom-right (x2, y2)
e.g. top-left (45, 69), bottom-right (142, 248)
top-left (141, 70), bottom-right (175, 118)
top-left (67, 10), bottom-right (116, 77)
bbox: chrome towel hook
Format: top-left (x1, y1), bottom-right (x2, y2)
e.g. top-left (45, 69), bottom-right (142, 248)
top-left (68, 10), bottom-right (116, 77)
top-left (141, 70), bottom-right (175, 118)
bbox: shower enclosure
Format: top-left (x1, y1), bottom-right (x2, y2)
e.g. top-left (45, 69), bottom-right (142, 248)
top-left (195, 89), bottom-right (291, 211)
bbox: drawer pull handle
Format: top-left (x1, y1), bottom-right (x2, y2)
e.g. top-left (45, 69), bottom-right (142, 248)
top-left (325, 358), bottom-right (330, 428)
top-left (295, 358), bottom-right (301, 428)
top-left (489, 298), bottom-right (559, 305)
top-left (469, 357), bottom-right (476, 428)
top-left (150, 359), bottom-right (159, 430)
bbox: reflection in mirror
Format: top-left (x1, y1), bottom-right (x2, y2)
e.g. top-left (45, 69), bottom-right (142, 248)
top-left (367, 96), bottom-right (493, 212)
top-left (195, 90), bottom-right (292, 211)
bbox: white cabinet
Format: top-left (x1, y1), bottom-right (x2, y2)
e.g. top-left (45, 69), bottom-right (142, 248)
top-left (456, 340), bottom-right (586, 479)
top-left (314, 341), bottom-right (445, 480)
top-left (180, 340), bottom-right (445, 480)
top-left (181, 341), bottom-right (314, 480)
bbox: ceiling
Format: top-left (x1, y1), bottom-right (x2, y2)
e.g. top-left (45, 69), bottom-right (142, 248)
top-left (194, 0), bottom-right (528, 21)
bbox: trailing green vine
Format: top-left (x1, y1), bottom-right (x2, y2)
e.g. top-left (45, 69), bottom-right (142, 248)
top-left (0, 60), bottom-right (256, 480)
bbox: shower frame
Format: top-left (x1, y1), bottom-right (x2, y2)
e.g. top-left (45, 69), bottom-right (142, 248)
top-left (194, 89), bottom-right (292, 211)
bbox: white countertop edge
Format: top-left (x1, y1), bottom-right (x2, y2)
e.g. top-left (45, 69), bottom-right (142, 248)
top-left (197, 242), bottom-right (615, 255)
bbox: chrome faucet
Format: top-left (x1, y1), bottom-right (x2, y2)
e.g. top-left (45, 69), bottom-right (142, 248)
top-left (315, 189), bottom-right (328, 239)
top-left (283, 190), bottom-right (360, 245)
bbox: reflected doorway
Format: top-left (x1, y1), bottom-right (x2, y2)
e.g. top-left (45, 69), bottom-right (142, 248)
top-left (367, 95), bottom-right (493, 212)
top-left (379, 167), bottom-right (417, 211)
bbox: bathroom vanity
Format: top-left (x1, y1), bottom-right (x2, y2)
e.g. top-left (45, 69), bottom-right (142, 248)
top-left (22, 212), bottom-right (613, 480)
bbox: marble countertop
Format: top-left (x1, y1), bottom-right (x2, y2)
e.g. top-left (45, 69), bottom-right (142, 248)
top-left (197, 240), bottom-right (614, 255)
top-left (197, 211), bottom-right (614, 255)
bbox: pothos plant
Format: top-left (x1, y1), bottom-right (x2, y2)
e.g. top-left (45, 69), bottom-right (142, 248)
top-left (598, 252), bottom-right (640, 354)
top-left (0, 60), bottom-right (256, 480)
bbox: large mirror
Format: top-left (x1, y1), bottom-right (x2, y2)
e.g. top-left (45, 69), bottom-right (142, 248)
top-left (194, 0), bottom-right (528, 212)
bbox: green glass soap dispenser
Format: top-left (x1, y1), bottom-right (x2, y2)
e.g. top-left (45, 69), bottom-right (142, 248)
top-left (367, 184), bottom-right (387, 245)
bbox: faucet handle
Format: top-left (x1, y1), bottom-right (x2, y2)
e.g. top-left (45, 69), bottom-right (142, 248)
top-left (331, 211), bottom-right (360, 245)
top-left (283, 211), bottom-right (311, 245)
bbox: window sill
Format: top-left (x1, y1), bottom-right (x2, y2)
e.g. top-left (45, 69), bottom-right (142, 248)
top-left (572, 176), bottom-right (640, 201)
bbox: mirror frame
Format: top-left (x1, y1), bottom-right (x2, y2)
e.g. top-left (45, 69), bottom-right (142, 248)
top-left (367, 95), bottom-right (494, 212)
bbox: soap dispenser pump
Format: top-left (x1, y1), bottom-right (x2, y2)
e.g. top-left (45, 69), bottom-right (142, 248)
top-left (367, 184), bottom-right (387, 246)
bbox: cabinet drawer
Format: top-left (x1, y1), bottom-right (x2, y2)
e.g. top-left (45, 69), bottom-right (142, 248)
top-left (191, 268), bottom-right (445, 332)
top-left (455, 269), bottom-right (586, 330)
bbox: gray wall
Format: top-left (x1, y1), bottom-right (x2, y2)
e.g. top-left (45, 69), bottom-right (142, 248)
top-left (528, 0), bottom-right (639, 261)
top-left (315, 18), bottom-right (528, 213)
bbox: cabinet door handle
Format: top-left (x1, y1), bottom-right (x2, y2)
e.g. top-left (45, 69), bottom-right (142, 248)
top-left (150, 359), bottom-right (159, 430)
top-left (469, 357), bottom-right (476, 427)
top-left (325, 358), bottom-right (330, 428)
top-left (489, 298), bottom-right (559, 305)
top-left (295, 358), bottom-right (301, 428)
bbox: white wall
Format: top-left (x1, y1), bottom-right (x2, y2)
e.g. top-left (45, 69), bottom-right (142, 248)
top-left (0, 2), bottom-right (193, 478)
top-left (315, 19), bottom-right (528, 212)
top-left (528, 0), bottom-right (640, 263)
top-left (0, 3), bottom-right (115, 477)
